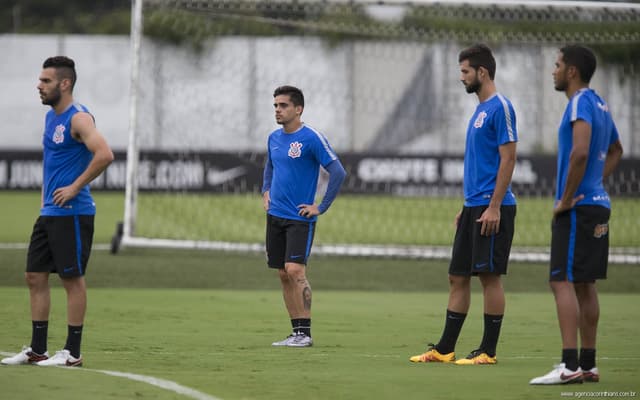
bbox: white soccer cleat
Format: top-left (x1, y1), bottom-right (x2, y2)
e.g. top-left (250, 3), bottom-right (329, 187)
top-left (272, 334), bottom-right (297, 347)
top-left (529, 363), bottom-right (583, 385)
top-left (1, 346), bottom-right (49, 365)
top-left (36, 349), bottom-right (82, 367)
top-left (287, 333), bottom-right (313, 347)
top-left (272, 332), bottom-right (313, 347)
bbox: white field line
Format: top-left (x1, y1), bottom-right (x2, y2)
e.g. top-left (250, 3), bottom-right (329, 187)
top-left (0, 243), bottom-right (111, 250)
top-left (0, 351), bottom-right (221, 400)
top-left (2, 242), bottom-right (638, 264)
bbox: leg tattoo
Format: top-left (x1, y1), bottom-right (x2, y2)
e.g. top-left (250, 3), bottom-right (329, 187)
top-left (303, 286), bottom-right (312, 311)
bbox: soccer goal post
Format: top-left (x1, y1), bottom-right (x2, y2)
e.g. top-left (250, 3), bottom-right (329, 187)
top-left (112, 0), bottom-right (640, 264)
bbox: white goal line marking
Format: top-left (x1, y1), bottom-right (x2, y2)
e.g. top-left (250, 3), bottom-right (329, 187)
top-left (0, 351), bottom-right (221, 400)
top-left (1, 242), bottom-right (638, 264)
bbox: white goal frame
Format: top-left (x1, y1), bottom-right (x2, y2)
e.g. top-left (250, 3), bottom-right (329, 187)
top-left (112, 0), bottom-right (639, 265)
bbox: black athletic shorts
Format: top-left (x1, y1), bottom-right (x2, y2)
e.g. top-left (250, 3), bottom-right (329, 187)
top-left (266, 214), bottom-right (316, 269)
top-left (550, 205), bottom-right (610, 283)
top-left (449, 205), bottom-right (516, 276)
top-left (27, 215), bottom-right (94, 278)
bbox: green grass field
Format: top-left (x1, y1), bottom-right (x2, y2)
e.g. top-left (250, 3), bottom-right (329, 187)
top-left (1, 287), bottom-right (639, 400)
top-left (1, 248), bottom-right (639, 400)
top-left (1, 191), bottom-right (639, 248)
top-left (1, 191), bottom-right (638, 399)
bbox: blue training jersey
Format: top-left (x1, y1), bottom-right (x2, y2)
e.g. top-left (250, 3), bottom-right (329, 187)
top-left (556, 88), bottom-right (620, 209)
top-left (264, 124), bottom-right (339, 222)
top-left (463, 93), bottom-right (518, 207)
top-left (41, 103), bottom-right (96, 216)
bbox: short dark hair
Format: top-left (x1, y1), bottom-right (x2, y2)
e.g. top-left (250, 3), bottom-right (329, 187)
top-left (458, 43), bottom-right (496, 80)
top-left (43, 56), bottom-right (77, 90)
top-left (560, 45), bottom-right (597, 84)
top-left (273, 85), bottom-right (304, 108)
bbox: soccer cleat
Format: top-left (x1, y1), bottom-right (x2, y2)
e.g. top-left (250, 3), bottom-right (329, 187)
top-left (272, 332), bottom-right (313, 347)
top-left (582, 367), bottom-right (600, 382)
top-left (1, 346), bottom-right (49, 365)
top-left (36, 349), bottom-right (82, 367)
top-left (409, 343), bottom-right (455, 363)
top-left (287, 333), bottom-right (313, 347)
top-left (272, 334), bottom-right (297, 347)
top-left (529, 363), bottom-right (583, 385)
top-left (454, 349), bottom-right (497, 365)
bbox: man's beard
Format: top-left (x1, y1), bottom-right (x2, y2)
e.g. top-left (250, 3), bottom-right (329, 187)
top-left (465, 78), bottom-right (481, 94)
top-left (554, 80), bottom-right (568, 92)
top-left (42, 85), bottom-right (62, 106)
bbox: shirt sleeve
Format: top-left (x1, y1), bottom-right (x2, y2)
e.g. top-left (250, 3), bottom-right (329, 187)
top-left (494, 99), bottom-right (518, 145)
top-left (310, 132), bottom-right (339, 168)
top-left (317, 159), bottom-right (346, 214)
top-left (571, 94), bottom-right (594, 126)
top-left (610, 119), bottom-right (620, 145)
top-left (261, 139), bottom-right (273, 194)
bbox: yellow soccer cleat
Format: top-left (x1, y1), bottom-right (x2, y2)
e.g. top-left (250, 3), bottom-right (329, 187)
top-left (409, 344), bottom-right (455, 363)
top-left (454, 349), bottom-right (497, 365)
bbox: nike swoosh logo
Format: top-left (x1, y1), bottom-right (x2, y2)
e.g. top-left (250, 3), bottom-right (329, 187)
top-left (290, 255), bottom-right (304, 259)
top-left (551, 269), bottom-right (562, 276)
top-left (560, 371), bottom-right (582, 381)
top-left (474, 262), bottom-right (488, 269)
top-left (206, 166), bottom-right (247, 186)
top-left (63, 267), bottom-right (74, 272)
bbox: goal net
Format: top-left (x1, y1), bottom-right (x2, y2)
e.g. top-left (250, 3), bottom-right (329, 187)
top-left (113, 0), bottom-right (640, 263)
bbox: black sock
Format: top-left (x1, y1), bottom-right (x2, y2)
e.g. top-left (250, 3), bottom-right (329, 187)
top-left (479, 313), bottom-right (503, 357)
top-left (64, 325), bottom-right (83, 358)
top-left (562, 348), bottom-right (579, 371)
top-left (30, 320), bottom-right (48, 355)
top-left (436, 310), bottom-right (466, 354)
top-left (580, 348), bottom-right (596, 371)
top-left (292, 318), bottom-right (311, 337)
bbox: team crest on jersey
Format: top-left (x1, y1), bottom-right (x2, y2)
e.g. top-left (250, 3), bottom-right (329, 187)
top-left (53, 124), bottom-right (65, 144)
top-left (288, 141), bottom-right (303, 158)
top-left (473, 111), bottom-right (487, 128)
top-left (593, 223), bottom-right (608, 238)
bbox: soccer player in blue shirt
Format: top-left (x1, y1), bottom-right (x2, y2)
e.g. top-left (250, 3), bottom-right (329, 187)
top-left (1, 56), bottom-right (113, 367)
top-left (262, 86), bottom-right (346, 347)
top-left (410, 44), bottom-right (518, 365)
top-left (530, 45), bottom-right (623, 385)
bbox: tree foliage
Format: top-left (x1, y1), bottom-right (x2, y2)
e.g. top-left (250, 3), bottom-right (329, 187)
top-left (1, 0), bottom-right (131, 34)
top-left (1, 0), bottom-right (638, 69)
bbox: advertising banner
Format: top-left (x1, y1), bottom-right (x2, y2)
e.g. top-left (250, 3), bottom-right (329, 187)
top-left (1, 150), bottom-right (637, 196)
